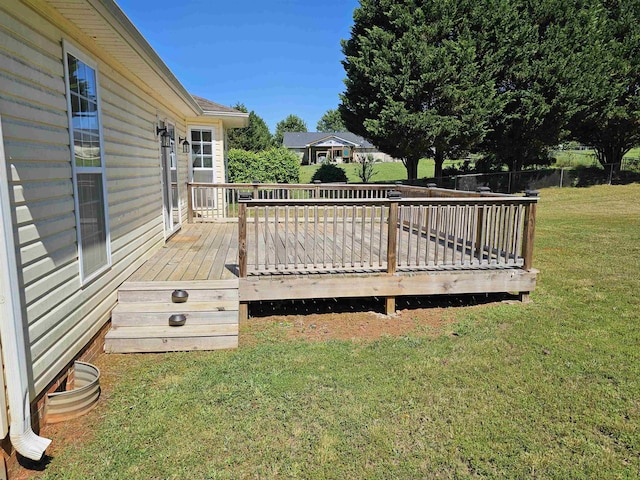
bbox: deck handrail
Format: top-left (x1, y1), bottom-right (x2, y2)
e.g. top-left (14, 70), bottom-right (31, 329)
top-left (187, 182), bottom-right (529, 223)
top-left (237, 192), bottom-right (538, 278)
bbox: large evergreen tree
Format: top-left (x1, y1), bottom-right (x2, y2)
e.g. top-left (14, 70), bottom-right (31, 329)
top-left (317, 108), bottom-right (346, 132)
top-left (473, 1), bottom-right (580, 173)
top-left (567, 0), bottom-right (640, 171)
top-left (227, 103), bottom-right (272, 152)
top-left (273, 114), bottom-right (307, 146)
top-left (340, 0), bottom-right (496, 180)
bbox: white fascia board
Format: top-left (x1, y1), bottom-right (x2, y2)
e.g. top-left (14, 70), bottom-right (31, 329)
top-left (95, 0), bottom-right (202, 116)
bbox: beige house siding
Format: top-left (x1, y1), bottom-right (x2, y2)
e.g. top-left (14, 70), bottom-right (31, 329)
top-left (0, 0), bottom-right (190, 394)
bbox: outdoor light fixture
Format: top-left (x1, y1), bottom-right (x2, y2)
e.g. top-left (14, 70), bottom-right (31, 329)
top-left (178, 136), bottom-right (190, 153)
top-left (156, 126), bottom-right (171, 148)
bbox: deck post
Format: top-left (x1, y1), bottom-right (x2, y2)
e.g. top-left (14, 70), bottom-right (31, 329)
top-left (238, 192), bottom-right (251, 321)
top-left (386, 191), bottom-right (401, 314)
top-left (187, 184), bottom-right (193, 223)
top-left (520, 190), bottom-right (539, 303)
top-left (313, 180), bottom-right (321, 198)
top-left (522, 190), bottom-right (539, 270)
top-left (252, 180), bottom-right (260, 200)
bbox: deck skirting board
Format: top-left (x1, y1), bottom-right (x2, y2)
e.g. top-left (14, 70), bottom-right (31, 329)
top-left (239, 268), bottom-right (538, 302)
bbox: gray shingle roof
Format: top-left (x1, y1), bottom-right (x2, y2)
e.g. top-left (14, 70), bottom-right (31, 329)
top-left (192, 95), bottom-right (245, 114)
top-left (283, 132), bottom-right (375, 148)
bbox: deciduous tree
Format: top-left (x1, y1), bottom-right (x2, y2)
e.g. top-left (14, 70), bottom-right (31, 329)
top-left (317, 108), bottom-right (346, 132)
top-left (273, 114), bottom-right (307, 146)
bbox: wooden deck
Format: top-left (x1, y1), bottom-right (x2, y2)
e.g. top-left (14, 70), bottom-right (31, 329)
top-left (129, 217), bottom-right (527, 282)
top-left (128, 223), bottom-right (239, 282)
top-left (126, 220), bottom-right (536, 306)
top-left (110, 184), bottom-right (539, 352)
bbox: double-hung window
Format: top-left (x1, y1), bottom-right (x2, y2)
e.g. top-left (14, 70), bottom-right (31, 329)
top-left (190, 128), bottom-right (216, 183)
top-left (63, 42), bottom-right (111, 282)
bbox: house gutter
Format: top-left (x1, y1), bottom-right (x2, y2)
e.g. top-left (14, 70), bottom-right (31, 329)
top-left (0, 118), bottom-right (51, 460)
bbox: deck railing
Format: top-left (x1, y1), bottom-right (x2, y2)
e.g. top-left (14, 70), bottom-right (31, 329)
top-left (236, 191), bottom-right (538, 277)
top-left (188, 183), bottom-right (401, 222)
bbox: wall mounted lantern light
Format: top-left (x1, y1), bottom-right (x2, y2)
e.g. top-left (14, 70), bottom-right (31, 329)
top-left (178, 136), bottom-right (190, 153)
top-left (156, 126), bottom-right (171, 148)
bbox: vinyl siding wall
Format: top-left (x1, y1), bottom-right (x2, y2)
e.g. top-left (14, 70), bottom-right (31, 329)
top-left (0, 0), bottom-right (190, 395)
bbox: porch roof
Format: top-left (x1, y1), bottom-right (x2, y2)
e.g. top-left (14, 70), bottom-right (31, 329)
top-left (283, 132), bottom-right (375, 149)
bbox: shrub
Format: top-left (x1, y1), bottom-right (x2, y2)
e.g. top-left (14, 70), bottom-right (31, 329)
top-left (227, 147), bottom-right (300, 183)
top-left (311, 163), bottom-right (348, 183)
top-left (355, 154), bottom-right (377, 183)
top-left (259, 147), bottom-right (300, 183)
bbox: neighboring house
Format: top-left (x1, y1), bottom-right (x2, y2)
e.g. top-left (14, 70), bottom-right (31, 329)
top-left (283, 132), bottom-right (399, 165)
top-left (0, 0), bottom-right (247, 473)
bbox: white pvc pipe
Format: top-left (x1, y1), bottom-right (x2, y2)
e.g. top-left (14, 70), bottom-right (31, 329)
top-left (0, 117), bottom-right (51, 460)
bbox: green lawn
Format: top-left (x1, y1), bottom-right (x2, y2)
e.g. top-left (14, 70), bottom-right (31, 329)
top-left (552, 148), bottom-right (640, 168)
top-left (299, 159), bottom-right (461, 183)
top-left (40, 184), bottom-right (640, 479)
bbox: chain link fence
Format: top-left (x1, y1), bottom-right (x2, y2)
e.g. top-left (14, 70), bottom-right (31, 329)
top-left (442, 158), bottom-right (640, 194)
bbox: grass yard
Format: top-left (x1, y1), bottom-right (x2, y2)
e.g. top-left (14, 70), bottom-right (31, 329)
top-left (299, 159), bottom-right (461, 183)
top-left (35, 184), bottom-right (640, 479)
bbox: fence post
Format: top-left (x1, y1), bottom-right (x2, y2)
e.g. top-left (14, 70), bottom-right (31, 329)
top-left (313, 179), bottom-right (321, 199)
top-left (238, 192), bottom-right (252, 321)
top-left (385, 191), bottom-right (401, 315)
top-left (187, 184), bottom-right (193, 223)
top-left (252, 179), bottom-right (260, 200)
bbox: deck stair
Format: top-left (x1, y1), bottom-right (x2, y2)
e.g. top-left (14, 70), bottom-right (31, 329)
top-left (105, 280), bottom-right (239, 353)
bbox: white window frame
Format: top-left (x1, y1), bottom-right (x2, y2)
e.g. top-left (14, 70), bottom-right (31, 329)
top-left (63, 40), bottom-right (111, 284)
top-left (188, 126), bottom-right (217, 183)
top-left (166, 121), bottom-right (182, 229)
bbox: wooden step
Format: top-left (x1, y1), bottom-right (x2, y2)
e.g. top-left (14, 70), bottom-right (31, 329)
top-left (108, 280), bottom-right (240, 353)
top-left (105, 324), bottom-right (238, 353)
top-left (112, 308), bottom-right (238, 327)
top-left (112, 301), bottom-right (238, 313)
top-left (118, 280), bottom-right (239, 303)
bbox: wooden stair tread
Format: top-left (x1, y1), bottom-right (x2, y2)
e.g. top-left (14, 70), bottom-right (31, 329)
top-left (119, 280), bottom-right (239, 291)
top-left (111, 310), bottom-right (238, 327)
top-left (118, 289), bottom-right (239, 303)
top-left (105, 335), bottom-right (238, 353)
top-left (112, 301), bottom-right (238, 313)
top-left (106, 324), bottom-right (237, 338)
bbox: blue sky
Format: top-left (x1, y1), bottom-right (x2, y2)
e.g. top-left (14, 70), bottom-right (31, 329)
top-left (115, 0), bottom-right (360, 133)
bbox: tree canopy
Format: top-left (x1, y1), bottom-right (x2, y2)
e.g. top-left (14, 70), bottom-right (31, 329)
top-left (340, 0), bottom-right (495, 180)
top-left (227, 103), bottom-right (272, 152)
top-left (273, 114), bottom-right (307, 146)
top-left (566, 0), bottom-right (640, 170)
top-left (317, 108), bottom-right (347, 132)
top-left (340, 0), bottom-right (640, 180)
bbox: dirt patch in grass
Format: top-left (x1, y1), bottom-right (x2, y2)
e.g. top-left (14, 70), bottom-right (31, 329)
top-left (241, 293), bottom-right (514, 346)
top-left (243, 309), bottom-right (446, 345)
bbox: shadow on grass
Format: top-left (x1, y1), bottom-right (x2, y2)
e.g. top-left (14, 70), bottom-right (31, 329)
top-left (248, 292), bottom-right (518, 318)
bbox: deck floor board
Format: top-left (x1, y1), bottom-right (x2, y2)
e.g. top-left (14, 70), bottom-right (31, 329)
top-left (129, 221), bottom-right (522, 283)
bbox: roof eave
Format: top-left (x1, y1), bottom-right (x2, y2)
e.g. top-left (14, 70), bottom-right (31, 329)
top-left (202, 111), bottom-right (250, 129)
top-left (97, 0), bottom-right (202, 116)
